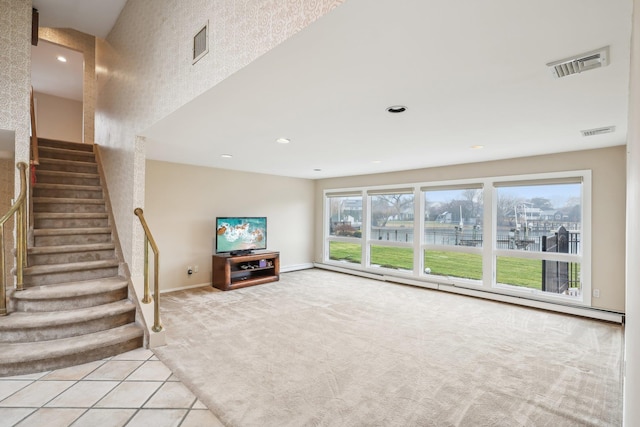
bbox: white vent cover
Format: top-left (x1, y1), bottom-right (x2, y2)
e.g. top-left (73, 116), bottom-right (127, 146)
top-left (192, 21), bottom-right (209, 64)
top-left (547, 46), bottom-right (609, 78)
top-left (581, 126), bottom-right (615, 137)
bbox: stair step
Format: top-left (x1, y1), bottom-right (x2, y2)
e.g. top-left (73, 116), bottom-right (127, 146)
top-left (33, 227), bottom-right (112, 246)
top-left (35, 170), bottom-right (100, 186)
top-left (39, 146), bottom-right (95, 163)
top-left (23, 260), bottom-right (120, 286)
top-left (33, 197), bottom-right (105, 204)
top-left (33, 197), bottom-right (106, 214)
top-left (34, 183), bottom-right (101, 191)
top-left (0, 300), bottom-right (136, 343)
top-left (38, 158), bottom-right (98, 174)
top-left (28, 242), bottom-right (115, 254)
top-left (34, 212), bottom-right (108, 219)
top-left (28, 243), bottom-right (116, 265)
top-left (0, 323), bottom-right (143, 376)
top-left (33, 227), bottom-right (112, 236)
top-left (33, 183), bottom-right (103, 200)
top-left (37, 138), bottom-right (94, 153)
top-left (25, 259), bottom-right (119, 276)
top-left (34, 212), bottom-right (109, 229)
top-left (12, 277), bottom-right (129, 312)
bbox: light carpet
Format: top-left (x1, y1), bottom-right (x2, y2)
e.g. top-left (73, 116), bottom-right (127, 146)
top-left (154, 269), bottom-right (623, 427)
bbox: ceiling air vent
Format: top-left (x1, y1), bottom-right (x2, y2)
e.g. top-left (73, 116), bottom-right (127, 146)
top-left (581, 126), bottom-right (615, 137)
top-left (192, 21), bottom-right (209, 65)
top-left (547, 46), bottom-right (609, 78)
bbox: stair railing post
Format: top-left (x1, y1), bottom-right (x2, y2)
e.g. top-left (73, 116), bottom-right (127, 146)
top-left (0, 163), bottom-right (28, 315)
top-left (0, 225), bottom-right (5, 316)
top-left (142, 234), bottom-right (152, 304)
top-left (134, 208), bottom-right (162, 333)
top-left (152, 249), bottom-right (161, 332)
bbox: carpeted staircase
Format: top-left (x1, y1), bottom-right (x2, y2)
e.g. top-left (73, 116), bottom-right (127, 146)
top-left (0, 139), bottom-right (143, 376)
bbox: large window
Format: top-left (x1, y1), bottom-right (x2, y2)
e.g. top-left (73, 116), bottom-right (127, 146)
top-left (494, 181), bottom-right (583, 297)
top-left (368, 191), bottom-right (414, 272)
top-left (423, 187), bottom-right (483, 282)
top-left (327, 194), bottom-right (362, 265)
top-left (323, 171), bottom-right (590, 306)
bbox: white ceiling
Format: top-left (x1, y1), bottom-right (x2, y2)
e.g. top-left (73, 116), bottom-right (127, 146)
top-left (32, 0), bottom-right (127, 39)
top-left (31, 0), bottom-right (634, 180)
top-left (31, 40), bottom-right (84, 101)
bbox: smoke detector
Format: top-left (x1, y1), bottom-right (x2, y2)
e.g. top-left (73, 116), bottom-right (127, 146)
top-left (547, 46), bottom-right (609, 78)
top-left (581, 126), bottom-right (615, 137)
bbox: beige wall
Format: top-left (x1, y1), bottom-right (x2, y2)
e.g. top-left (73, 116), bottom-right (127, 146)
top-left (96, 0), bottom-right (347, 277)
top-left (34, 92), bottom-right (83, 143)
top-left (145, 160), bottom-right (315, 292)
top-left (624, 0), bottom-right (640, 423)
top-left (315, 146), bottom-right (627, 313)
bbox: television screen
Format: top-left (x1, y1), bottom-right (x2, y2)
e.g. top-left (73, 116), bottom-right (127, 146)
top-left (216, 217), bottom-right (267, 255)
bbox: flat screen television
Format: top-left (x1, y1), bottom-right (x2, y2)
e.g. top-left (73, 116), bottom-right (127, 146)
top-left (215, 217), bottom-right (267, 255)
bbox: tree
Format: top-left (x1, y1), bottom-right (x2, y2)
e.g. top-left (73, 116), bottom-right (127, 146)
top-left (530, 197), bottom-right (553, 210)
top-left (497, 194), bottom-right (519, 226)
top-left (371, 194), bottom-right (413, 227)
top-left (462, 189), bottom-right (483, 221)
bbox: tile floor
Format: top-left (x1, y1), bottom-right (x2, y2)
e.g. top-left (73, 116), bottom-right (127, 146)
top-left (0, 348), bottom-right (224, 427)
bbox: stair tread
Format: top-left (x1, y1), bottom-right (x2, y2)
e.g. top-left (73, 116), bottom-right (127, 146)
top-left (34, 183), bottom-right (102, 191)
top-left (0, 324), bottom-right (143, 364)
top-left (0, 301), bottom-right (134, 330)
top-left (33, 197), bottom-right (105, 204)
top-left (39, 146), bottom-right (95, 156)
top-left (13, 277), bottom-right (128, 300)
top-left (36, 170), bottom-right (99, 178)
top-left (33, 212), bottom-right (108, 219)
top-left (38, 139), bottom-right (94, 151)
top-left (24, 259), bottom-right (119, 276)
top-left (28, 242), bottom-right (115, 255)
top-left (39, 158), bottom-right (97, 167)
top-left (33, 227), bottom-right (112, 236)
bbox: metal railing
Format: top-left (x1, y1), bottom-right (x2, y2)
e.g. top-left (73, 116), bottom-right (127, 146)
top-left (30, 87), bottom-right (39, 166)
top-left (134, 208), bottom-right (162, 332)
top-left (1, 163), bottom-right (28, 316)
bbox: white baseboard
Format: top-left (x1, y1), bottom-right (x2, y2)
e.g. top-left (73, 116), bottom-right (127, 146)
top-left (314, 263), bottom-right (624, 323)
top-left (281, 263), bottom-right (314, 273)
top-left (160, 282), bottom-right (212, 294)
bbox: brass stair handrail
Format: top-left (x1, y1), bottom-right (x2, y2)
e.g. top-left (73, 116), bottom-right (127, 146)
top-left (30, 87), bottom-right (39, 166)
top-left (134, 208), bottom-right (162, 332)
top-left (1, 163), bottom-right (28, 316)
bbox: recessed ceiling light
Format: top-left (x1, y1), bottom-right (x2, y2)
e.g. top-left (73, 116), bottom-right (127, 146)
top-left (386, 105), bottom-right (407, 114)
top-left (57, 55), bottom-right (67, 63)
top-left (276, 137), bottom-right (291, 144)
top-left (372, 160), bottom-right (382, 164)
top-left (471, 145), bottom-right (484, 149)
top-left (221, 154), bottom-right (232, 158)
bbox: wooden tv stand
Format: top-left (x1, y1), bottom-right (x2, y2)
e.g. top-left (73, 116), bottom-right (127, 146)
top-left (212, 251), bottom-right (279, 291)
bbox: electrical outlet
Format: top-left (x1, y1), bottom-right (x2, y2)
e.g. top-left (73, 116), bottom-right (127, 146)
top-left (194, 265), bottom-right (199, 273)
top-left (593, 288), bottom-right (600, 298)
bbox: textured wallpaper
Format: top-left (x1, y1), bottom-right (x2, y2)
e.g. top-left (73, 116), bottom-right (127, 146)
top-left (0, 0), bottom-right (31, 169)
top-left (96, 0), bottom-right (347, 276)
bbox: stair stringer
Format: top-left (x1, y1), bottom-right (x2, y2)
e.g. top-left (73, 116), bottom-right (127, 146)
top-left (94, 143), bottom-right (165, 348)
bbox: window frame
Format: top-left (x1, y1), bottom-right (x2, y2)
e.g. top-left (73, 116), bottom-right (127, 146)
top-left (322, 170), bottom-right (591, 307)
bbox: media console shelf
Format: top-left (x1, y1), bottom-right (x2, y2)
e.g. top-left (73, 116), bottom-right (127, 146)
top-left (212, 251), bottom-right (279, 291)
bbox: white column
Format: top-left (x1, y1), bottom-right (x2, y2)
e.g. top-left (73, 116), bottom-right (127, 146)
top-left (624, 1), bottom-right (640, 425)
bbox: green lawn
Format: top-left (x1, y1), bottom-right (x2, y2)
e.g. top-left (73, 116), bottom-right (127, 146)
top-left (329, 241), bottom-right (543, 288)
